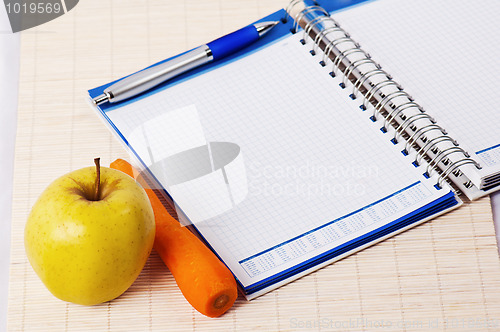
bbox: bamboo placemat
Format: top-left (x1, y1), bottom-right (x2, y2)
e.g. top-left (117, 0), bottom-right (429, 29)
top-left (8, 0), bottom-right (500, 330)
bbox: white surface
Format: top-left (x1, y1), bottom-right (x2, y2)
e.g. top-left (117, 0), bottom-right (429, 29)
top-left (0, 3), bottom-right (500, 330)
top-left (0, 4), bottom-right (19, 332)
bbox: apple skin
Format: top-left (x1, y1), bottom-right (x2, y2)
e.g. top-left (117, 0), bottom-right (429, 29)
top-left (24, 165), bottom-right (155, 305)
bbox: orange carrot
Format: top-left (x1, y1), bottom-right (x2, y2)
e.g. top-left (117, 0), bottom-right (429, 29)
top-left (110, 159), bottom-right (237, 317)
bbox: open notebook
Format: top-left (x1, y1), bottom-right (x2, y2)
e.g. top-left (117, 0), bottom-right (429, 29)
top-left (88, 0), bottom-right (499, 299)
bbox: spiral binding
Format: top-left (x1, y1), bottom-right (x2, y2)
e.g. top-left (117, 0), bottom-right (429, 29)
top-left (394, 113), bottom-right (435, 145)
top-left (415, 136), bottom-right (457, 166)
top-left (426, 146), bottom-right (468, 178)
top-left (404, 124), bottom-right (445, 156)
top-left (285, 1), bottom-right (482, 191)
top-left (352, 68), bottom-right (386, 101)
top-left (384, 101), bottom-right (420, 133)
top-left (438, 158), bottom-right (481, 188)
top-left (292, 6), bottom-right (328, 33)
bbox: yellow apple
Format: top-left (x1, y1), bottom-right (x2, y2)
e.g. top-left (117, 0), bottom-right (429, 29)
top-left (24, 158), bottom-right (155, 305)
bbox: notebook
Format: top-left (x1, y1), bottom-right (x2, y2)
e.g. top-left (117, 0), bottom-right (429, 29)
top-left (87, 0), bottom-right (500, 299)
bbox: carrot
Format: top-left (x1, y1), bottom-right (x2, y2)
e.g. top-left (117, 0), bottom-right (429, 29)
top-left (110, 159), bottom-right (238, 317)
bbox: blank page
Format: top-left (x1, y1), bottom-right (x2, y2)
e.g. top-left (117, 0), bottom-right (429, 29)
top-left (105, 31), bottom-right (452, 289)
top-left (334, 0), bottom-right (500, 175)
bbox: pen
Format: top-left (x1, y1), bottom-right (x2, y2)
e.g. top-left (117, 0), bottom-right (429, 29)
top-left (93, 21), bottom-right (279, 105)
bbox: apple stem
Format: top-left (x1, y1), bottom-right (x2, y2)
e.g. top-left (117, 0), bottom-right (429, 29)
top-left (94, 158), bottom-right (101, 201)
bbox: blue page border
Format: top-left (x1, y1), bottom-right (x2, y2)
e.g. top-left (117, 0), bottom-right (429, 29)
top-left (242, 190), bottom-right (458, 294)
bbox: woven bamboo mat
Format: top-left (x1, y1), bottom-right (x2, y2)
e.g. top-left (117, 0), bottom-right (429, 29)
top-left (7, 0), bottom-right (500, 330)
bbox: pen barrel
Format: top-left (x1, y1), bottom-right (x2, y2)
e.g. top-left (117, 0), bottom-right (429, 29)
top-left (104, 45), bottom-right (211, 103)
top-left (207, 25), bottom-right (259, 61)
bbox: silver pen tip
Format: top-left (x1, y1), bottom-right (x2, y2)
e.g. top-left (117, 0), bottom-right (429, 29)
top-left (255, 21), bottom-right (280, 37)
top-left (93, 93), bottom-right (110, 105)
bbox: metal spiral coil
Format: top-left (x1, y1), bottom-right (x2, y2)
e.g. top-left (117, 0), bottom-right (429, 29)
top-left (438, 159), bottom-right (482, 188)
top-left (285, 1), bottom-right (482, 190)
top-left (323, 37), bottom-right (356, 68)
top-left (405, 124), bottom-right (446, 155)
top-left (394, 113), bottom-right (435, 144)
top-left (333, 47), bottom-right (368, 80)
top-left (313, 22), bottom-right (346, 54)
top-left (316, 26), bottom-right (345, 52)
top-left (305, 16), bottom-right (332, 47)
top-left (342, 57), bottom-right (374, 90)
top-left (363, 80), bottom-right (401, 112)
top-left (284, 0), bottom-right (304, 22)
top-left (351, 68), bottom-right (386, 100)
top-left (426, 146), bottom-right (469, 177)
top-left (373, 90), bottom-right (410, 121)
top-left (292, 6), bottom-right (328, 33)
top-left (415, 135), bottom-right (458, 166)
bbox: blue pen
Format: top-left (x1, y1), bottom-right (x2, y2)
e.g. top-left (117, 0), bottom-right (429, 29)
top-left (93, 21), bottom-right (279, 105)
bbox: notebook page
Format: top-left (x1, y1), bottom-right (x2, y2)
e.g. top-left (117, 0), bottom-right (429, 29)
top-left (333, 0), bottom-right (500, 177)
top-left (104, 31), bottom-right (453, 288)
